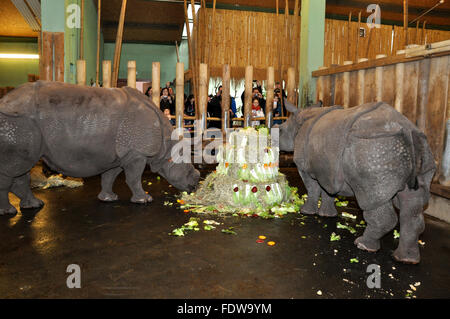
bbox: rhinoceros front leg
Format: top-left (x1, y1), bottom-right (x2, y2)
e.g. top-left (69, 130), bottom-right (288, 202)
top-left (392, 187), bottom-right (425, 264)
top-left (318, 189), bottom-right (338, 217)
top-left (0, 174), bottom-right (17, 215)
top-left (355, 201), bottom-right (398, 252)
top-left (123, 156), bottom-right (153, 204)
top-left (11, 172), bottom-right (44, 209)
top-left (298, 169), bottom-right (320, 215)
top-left (98, 167), bottom-right (123, 202)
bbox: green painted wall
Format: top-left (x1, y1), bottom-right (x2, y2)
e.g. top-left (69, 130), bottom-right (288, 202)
top-left (0, 41), bottom-right (39, 87)
top-left (103, 42), bottom-right (179, 85)
top-left (64, 0), bottom-right (102, 84)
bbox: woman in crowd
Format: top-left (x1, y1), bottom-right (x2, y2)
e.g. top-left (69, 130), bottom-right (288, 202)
top-left (251, 97), bottom-right (265, 127)
top-left (160, 87), bottom-right (174, 115)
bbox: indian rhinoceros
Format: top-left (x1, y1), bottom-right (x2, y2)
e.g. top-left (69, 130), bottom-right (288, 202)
top-left (0, 81), bottom-right (200, 215)
top-left (277, 100), bottom-right (436, 264)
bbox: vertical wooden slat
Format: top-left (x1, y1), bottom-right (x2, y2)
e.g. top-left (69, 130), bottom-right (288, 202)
top-left (53, 32), bottom-right (65, 82)
top-left (402, 60), bottom-right (420, 124)
top-left (286, 67), bottom-right (296, 104)
top-left (112, 0), bottom-right (127, 87)
top-left (96, 0), bottom-right (101, 86)
top-left (176, 62), bottom-right (185, 131)
top-left (199, 63), bottom-right (208, 131)
top-left (42, 31), bottom-right (53, 81)
top-left (152, 62), bottom-right (161, 108)
top-left (425, 55), bottom-right (450, 181)
top-left (222, 64), bottom-right (230, 131)
top-left (77, 60), bottom-right (86, 86)
top-left (343, 61), bottom-right (353, 108)
top-left (266, 66), bottom-right (275, 127)
top-left (244, 65), bottom-right (253, 127)
top-left (394, 50), bottom-right (405, 113)
top-left (357, 58), bottom-right (367, 105)
top-left (127, 60), bottom-right (136, 89)
top-left (375, 54), bottom-right (386, 102)
top-left (102, 60), bottom-right (111, 88)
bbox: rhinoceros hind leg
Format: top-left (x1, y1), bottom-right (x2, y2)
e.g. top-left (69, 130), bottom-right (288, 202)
top-left (11, 172), bottom-right (44, 209)
top-left (392, 187), bottom-right (425, 264)
top-left (123, 156), bottom-right (153, 204)
top-left (318, 189), bottom-right (338, 217)
top-left (0, 175), bottom-right (17, 216)
top-left (98, 167), bottom-right (123, 202)
top-left (298, 169), bottom-right (320, 215)
top-left (355, 201), bottom-right (397, 252)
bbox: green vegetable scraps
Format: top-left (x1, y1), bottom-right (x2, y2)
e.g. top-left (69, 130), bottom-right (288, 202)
top-left (394, 229), bottom-right (400, 239)
top-left (337, 222), bottom-right (357, 234)
top-left (330, 232), bottom-right (341, 242)
top-left (341, 212), bottom-right (356, 219)
top-left (157, 176), bottom-right (161, 180)
top-left (222, 227), bottom-right (237, 235)
top-left (170, 217), bottom-right (200, 236)
top-left (350, 258), bottom-right (359, 263)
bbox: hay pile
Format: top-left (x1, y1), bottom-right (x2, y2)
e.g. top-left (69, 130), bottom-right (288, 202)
top-left (180, 127), bottom-right (304, 218)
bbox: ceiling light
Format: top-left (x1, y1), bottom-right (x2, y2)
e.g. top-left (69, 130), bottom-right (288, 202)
top-left (0, 53), bottom-right (39, 59)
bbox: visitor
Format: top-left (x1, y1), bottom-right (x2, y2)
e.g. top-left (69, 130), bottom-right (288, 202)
top-left (273, 94), bottom-right (283, 125)
top-left (145, 86), bottom-right (152, 98)
top-left (184, 94), bottom-right (195, 128)
top-left (251, 97), bottom-right (265, 127)
top-left (160, 87), bottom-right (174, 114)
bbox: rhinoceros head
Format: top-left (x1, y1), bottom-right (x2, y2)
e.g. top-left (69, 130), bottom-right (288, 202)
top-left (275, 99), bottom-right (322, 152)
top-left (157, 160), bottom-right (200, 193)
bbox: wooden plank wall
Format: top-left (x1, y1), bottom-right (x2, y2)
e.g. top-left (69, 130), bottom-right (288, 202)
top-left (314, 47), bottom-right (450, 183)
top-left (193, 8), bottom-right (301, 81)
top-left (324, 19), bottom-right (450, 67)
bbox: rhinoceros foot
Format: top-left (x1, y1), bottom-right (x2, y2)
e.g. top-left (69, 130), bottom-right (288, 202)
top-left (20, 197), bottom-right (44, 209)
top-left (98, 191), bottom-right (119, 202)
top-left (392, 248), bottom-right (420, 264)
top-left (131, 193), bottom-right (153, 204)
top-left (354, 236), bottom-right (380, 252)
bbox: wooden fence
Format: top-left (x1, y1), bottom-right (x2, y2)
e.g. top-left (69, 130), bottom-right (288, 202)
top-left (313, 40), bottom-right (450, 183)
top-left (324, 18), bottom-right (450, 67)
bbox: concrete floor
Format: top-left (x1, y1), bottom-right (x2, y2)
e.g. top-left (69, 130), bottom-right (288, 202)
top-left (0, 168), bottom-right (449, 299)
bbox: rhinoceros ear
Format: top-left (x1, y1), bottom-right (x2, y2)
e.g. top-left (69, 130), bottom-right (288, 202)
top-left (283, 98), bottom-right (299, 114)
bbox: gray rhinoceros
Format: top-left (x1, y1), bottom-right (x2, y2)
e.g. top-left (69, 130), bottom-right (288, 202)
top-left (0, 81), bottom-right (200, 215)
top-left (277, 100), bottom-right (435, 264)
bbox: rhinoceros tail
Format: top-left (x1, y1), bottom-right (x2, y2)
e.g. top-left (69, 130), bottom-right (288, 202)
top-left (409, 130), bottom-right (436, 202)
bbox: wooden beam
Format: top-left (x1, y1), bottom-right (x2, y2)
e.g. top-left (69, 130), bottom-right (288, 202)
top-left (244, 65), bottom-right (253, 127)
top-left (54, 32), bottom-right (65, 82)
top-left (77, 60), bottom-right (86, 86)
top-left (176, 62), bottom-right (185, 131)
top-left (266, 66), bottom-right (275, 127)
top-left (112, 0), bottom-right (127, 87)
top-left (222, 64), bottom-right (231, 131)
top-left (404, 0), bottom-right (409, 47)
top-left (152, 62), bottom-right (161, 107)
top-left (102, 60), bottom-right (111, 88)
top-left (96, 0), bottom-right (101, 86)
top-left (127, 60), bottom-right (136, 88)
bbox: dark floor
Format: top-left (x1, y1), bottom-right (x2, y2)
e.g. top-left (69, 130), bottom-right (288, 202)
top-left (0, 168), bottom-right (449, 299)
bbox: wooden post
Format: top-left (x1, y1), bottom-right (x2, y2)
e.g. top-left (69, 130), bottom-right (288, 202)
top-left (54, 32), bottom-right (65, 82)
top-left (222, 64), bottom-right (231, 131)
top-left (422, 21), bottom-right (427, 45)
top-left (266, 66), bottom-right (275, 128)
top-left (127, 60), bottom-right (136, 89)
top-left (287, 67), bottom-right (296, 104)
top-left (395, 50), bottom-right (405, 113)
top-left (152, 62), bottom-right (161, 108)
top-left (77, 60), bottom-right (86, 86)
top-left (199, 63), bottom-right (208, 132)
top-left (102, 60), bottom-right (111, 88)
top-left (375, 54), bottom-right (387, 102)
top-left (176, 62), bottom-right (185, 131)
top-left (183, 0), bottom-right (198, 119)
top-left (403, 0), bottom-right (409, 48)
top-left (347, 12), bottom-right (352, 61)
top-left (112, 0), bottom-right (127, 87)
top-left (357, 58), bottom-right (368, 105)
top-left (96, 0), bottom-right (101, 86)
top-left (343, 61), bottom-right (353, 108)
top-left (42, 31), bottom-right (53, 81)
top-left (355, 11), bottom-right (361, 62)
top-left (80, 0), bottom-right (84, 60)
top-left (244, 65), bottom-right (253, 128)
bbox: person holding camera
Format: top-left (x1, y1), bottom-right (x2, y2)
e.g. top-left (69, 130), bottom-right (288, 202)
top-left (160, 87), bottom-right (174, 115)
